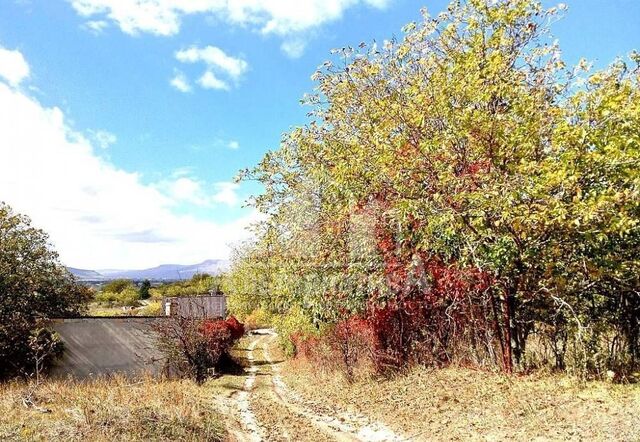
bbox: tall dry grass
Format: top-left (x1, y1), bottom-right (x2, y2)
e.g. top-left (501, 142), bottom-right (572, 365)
top-left (0, 375), bottom-right (224, 441)
top-left (282, 357), bottom-right (640, 441)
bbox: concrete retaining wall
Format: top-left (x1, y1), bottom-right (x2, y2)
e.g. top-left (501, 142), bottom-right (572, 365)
top-left (49, 317), bottom-right (165, 379)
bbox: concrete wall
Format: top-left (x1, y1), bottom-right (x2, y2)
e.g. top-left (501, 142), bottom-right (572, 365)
top-left (49, 317), bottom-right (165, 379)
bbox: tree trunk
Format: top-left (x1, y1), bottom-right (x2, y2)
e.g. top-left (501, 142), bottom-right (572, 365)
top-left (502, 294), bottom-right (514, 374)
top-left (490, 291), bottom-right (510, 373)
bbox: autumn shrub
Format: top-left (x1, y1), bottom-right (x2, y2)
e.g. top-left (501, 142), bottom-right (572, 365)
top-left (328, 316), bottom-right (378, 380)
top-left (155, 316), bottom-right (244, 383)
top-left (223, 316), bottom-right (245, 340)
top-left (243, 308), bottom-right (273, 330)
top-left (272, 306), bottom-right (318, 356)
top-left (295, 289), bottom-right (498, 380)
top-left (290, 315), bottom-right (379, 380)
top-left (290, 333), bottom-right (322, 361)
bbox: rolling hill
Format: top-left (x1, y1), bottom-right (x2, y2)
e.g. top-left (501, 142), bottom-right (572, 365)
top-left (68, 259), bottom-right (229, 281)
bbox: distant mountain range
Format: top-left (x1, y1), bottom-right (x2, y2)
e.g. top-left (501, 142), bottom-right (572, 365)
top-left (68, 259), bottom-right (230, 281)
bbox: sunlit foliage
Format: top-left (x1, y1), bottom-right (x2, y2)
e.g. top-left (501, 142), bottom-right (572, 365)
top-left (0, 203), bottom-right (91, 379)
top-left (226, 0), bottom-right (639, 376)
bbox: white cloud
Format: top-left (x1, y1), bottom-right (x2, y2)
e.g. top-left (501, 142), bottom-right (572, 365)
top-left (160, 175), bottom-right (242, 208)
top-left (171, 166), bottom-right (195, 178)
top-left (281, 39), bottom-right (306, 59)
top-left (70, 0), bottom-right (181, 36)
top-left (212, 182), bottom-right (240, 207)
top-left (166, 177), bottom-right (208, 206)
top-left (198, 71), bottom-right (228, 91)
top-left (170, 71), bottom-right (192, 92)
top-left (176, 46), bottom-right (247, 91)
top-left (83, 19), bottom-right (109, 34)
top-left (0, 81), bottom-right (256, 269)
top-left (0, 46), bottom-right (30, 87)
top-left (68, 0), bottom-right (391, 56)
top-left (89, 129), bottom-right (117, 149)
top-left (210, 137), bottom-right (240, 150)
top-left (176, 46), bottom-right (248, 79)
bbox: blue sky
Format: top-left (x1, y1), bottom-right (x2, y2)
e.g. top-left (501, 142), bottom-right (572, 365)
top-left (0, 0), bottom-right (638, 269)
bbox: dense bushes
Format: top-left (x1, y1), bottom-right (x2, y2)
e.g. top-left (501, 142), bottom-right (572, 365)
top-left (136, 300), bottom-right (162, 316)
top-left (155, 316), bottom-right (244, 383)
top-left (95, 282), bottom-right (141, 307)
top-left (150, 274), bottom-right (224, 299)
top-left (94, 274), bottom-right (223, 312)
top-left (226, 0), bottom-right (640, 379)
top-left (240, 308), bottom-right (273, 331)
top-left (272, 306), bottom-right (317, 356)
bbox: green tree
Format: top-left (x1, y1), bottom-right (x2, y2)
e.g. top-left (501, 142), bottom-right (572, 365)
top-left (0, 203), bottom-right (91, 379)
top-left (103, 278), bottom-right (134, 294)
top-left (227, 0), bottom-right (639, 374)
top-left (139, 279), bottom-right (151, 300)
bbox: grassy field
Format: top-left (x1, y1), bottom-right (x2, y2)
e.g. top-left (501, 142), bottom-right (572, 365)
top-left (3, 338), bottom-right (638, 442)
top-left (282, 359), bottom-right (640, 441)
top-left (0, 376), bottom-right (224, 441)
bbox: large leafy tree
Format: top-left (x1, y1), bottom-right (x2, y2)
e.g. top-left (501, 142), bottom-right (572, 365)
top-left (228, 0), bottom-right (639, 373)
top-left (0, 203), bottom-right (91, 379)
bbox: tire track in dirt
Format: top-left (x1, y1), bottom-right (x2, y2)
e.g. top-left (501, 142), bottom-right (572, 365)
top-left (210, 395), bottom-right (255, 442)
top-left (230, 332), bottom-right (328, 441)
top-left (232, 335), bottom-right (267, 442)
top-left (246, 331), bottom-right (330, 441)
top-left (257, 329), bottom-right (405, 442)
top-left (225, 329), bottom-right (406, 441)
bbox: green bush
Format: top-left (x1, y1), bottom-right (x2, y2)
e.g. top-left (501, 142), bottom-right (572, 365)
top-left (272, 306), bottom-right (317, 356)
top-left (102, 279), bottom-right (134, 294)
top-left (150, 274), bottom-right (223, 299)
top-left (95, 286), bottom-right (141, 307)
top-left (137, 301), bottom-right (162, 316)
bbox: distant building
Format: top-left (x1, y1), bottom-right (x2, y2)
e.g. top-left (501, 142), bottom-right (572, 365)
top-left (163, 293), bottom-right (227, 318)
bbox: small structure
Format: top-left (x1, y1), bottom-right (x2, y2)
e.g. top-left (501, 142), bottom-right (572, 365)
top-left (50, 293), bottom-right (228, 379)
top-left (163, 293), bottom-right (226, 318)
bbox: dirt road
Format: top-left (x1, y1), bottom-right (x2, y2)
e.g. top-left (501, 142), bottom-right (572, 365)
top-left (215, 329), bottom-right (404, 442)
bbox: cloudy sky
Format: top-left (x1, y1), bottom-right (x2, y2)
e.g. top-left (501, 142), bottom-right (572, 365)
top-left (0, 0), bottom-right (638, 269)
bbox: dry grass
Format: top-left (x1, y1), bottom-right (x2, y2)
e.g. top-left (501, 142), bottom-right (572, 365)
top-left (282, 359), bottom-right (640, 441)
top-left (0, 376), bottom-right (224, 441)
top-left (86, 304), bottom-right (131, 316)
top-left (87, 301), bottom-right (162, 317)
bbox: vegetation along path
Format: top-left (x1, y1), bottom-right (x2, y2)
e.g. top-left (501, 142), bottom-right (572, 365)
top-left (215, 330), bottom-right (404, 442)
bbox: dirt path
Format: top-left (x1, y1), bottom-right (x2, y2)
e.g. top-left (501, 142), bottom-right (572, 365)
top-left (234, 335), bottom-right (266, 441)
top-left (220, 329), bottom-right (404, 442)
